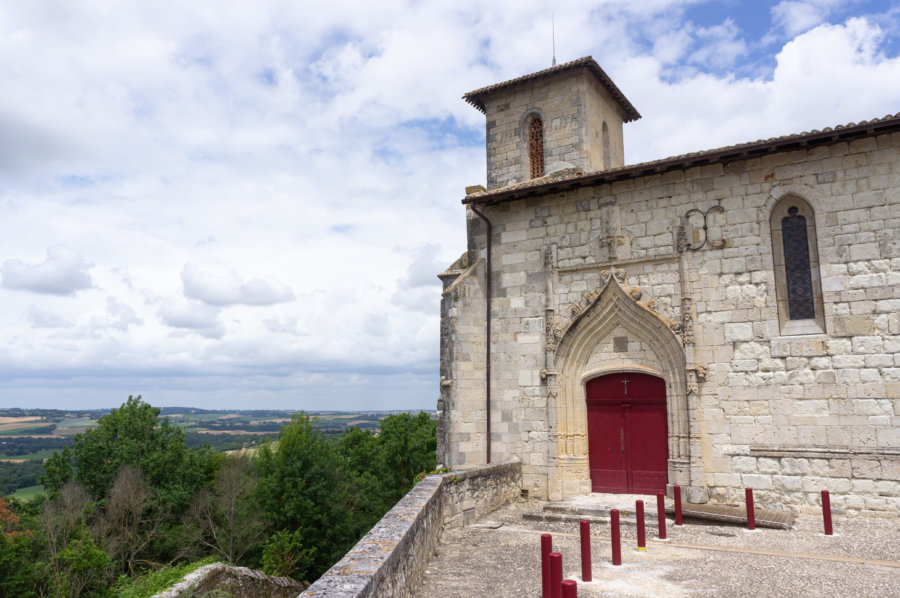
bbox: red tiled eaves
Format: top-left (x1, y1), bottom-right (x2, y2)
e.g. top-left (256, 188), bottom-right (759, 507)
top-left (463, 56), bottom-right (641, 123)
top-left (462, 112), bottom-right (900, 207)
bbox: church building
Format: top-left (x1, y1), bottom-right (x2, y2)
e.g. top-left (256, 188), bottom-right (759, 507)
top-left (437, 57), bottom-right (900, 512)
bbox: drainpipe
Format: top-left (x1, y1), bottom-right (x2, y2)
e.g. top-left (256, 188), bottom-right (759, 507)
top-left (470, 205), bottom-right (492, 464)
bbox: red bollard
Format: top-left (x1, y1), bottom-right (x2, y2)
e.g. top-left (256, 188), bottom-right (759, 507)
top-left (636, 500), bottom-right (646, 551)
top-left (674, 485), bottom-right (683, 526)
top-left (745, 487), bottom-right (756, 531)
top-left (580, 520), bottom-right (592, 582)
top-left (541, 534), bottom-right (552, 598)
top-left (610, 509), bottom-right (622, 566)
top-left (822, 490), bottom-right (833, 536)
top-left (657, 492), bottom-right (667, 539)
top-left (562, 579), bottom-right (578, 598)
top-left (550, 552), bottom-right (563, 598)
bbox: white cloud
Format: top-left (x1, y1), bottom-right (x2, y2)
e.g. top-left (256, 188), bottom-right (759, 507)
top-left (771, 0), bottom-right (845, 37)
top-left (1, 245), bottom-right (93, 295)
top-left (28, 306), bottom-right (73, 329)
top-left (181, 263), bottom-right (294, 306)
top-left (689, 19), bottom-right (748, 69)
top-left (89, 297), bottom-right (142, 331)
top-left (158, 298), bottom-right (225, 339)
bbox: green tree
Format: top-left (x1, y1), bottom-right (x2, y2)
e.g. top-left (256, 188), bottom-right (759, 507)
top-left (376, 412), bottom-right (436, 504)
top-left (0, 496), bottom-right (45, 597)
top-left (53, 533), bottom-right (111, 598)
top-left (0, 531), bottom-right (44, 598)
top-left (41, 396), bottom-right (216, 514)
top-left (255, 414), bottom-right (356, 580)
top-left (261, 529), bottom-right (315, 580)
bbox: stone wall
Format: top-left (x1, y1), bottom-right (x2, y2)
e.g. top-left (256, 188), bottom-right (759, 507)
top-left (152, 563), bottom-right (305, 598)
top-left (441, 126), bottom-right (900, 514)
top-left (301, 461), bottom-right (521, 598)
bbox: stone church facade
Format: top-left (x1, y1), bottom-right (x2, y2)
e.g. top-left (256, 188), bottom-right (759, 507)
top-left (437, 57), bottom-right (900, 513)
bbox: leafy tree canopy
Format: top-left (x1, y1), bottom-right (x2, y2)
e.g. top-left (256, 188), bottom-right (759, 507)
top-left (42, 396), bottom-right (216, 513)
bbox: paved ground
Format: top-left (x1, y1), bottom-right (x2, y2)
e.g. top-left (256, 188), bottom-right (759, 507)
top-left (414, 495), bottom-right (900, 597)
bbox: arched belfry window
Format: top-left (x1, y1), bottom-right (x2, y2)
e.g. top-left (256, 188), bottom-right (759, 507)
top-left (770, 196), bottom-right (825, 335)
top-left (601, 121), bottom-right (611, 170)
top-left (528, 115), bottom-right (544, 179)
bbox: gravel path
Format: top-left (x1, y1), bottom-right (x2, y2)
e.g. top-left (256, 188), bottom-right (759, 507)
top-left (414, 500), bottom-right (900, 597)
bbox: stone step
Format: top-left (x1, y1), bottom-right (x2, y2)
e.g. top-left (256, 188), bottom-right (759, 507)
top-left (525, 500), bottom-right (795, 530)
top-left (667, 503), bottom-right (795, 530)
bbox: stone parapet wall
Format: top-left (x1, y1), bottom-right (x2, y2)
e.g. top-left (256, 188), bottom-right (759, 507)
top-left (153, 563), bottom-right (305, 598)
top-left (301, 461), bottom-right (521, 598)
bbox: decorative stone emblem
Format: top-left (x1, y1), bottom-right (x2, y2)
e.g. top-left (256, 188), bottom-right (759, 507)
top-left (682, 205), bottom-right (726, 251)
top-left (686, 365), bottom-right (707, 394)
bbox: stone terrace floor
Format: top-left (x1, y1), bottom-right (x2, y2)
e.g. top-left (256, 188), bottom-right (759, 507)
top-left (413, 495), bottom-right (900, 597)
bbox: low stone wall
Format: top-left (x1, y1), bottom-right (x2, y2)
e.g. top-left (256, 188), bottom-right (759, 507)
top-left (711, 447), bottom-right (900, 515)
top-left (301, 460), bottom-right (521, 598)
top-left (152, 563), bottom-right (306, 598)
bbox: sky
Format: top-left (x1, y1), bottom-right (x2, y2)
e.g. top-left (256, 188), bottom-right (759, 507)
top-left (1, 0), bottom-right (899, 412)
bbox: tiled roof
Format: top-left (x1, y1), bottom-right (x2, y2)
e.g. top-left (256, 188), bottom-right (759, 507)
top-left (463, 111), bottom-right (900, 206)
top-left (462, 56), bottom-right (641, 122)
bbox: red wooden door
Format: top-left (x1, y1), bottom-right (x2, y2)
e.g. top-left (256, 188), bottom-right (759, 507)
top-left (586, 373), bottom-right (668, 493)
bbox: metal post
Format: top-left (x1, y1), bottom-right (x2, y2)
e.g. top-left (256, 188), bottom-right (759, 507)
top-left (745, 487), bottom-right (756, 531)
top-left (610, 509), bottom-right (622, 566)
top-left (541, 534), bottom-right (552, 598)
top-left (674, 485), bottom-right (683, 526)
top-left (580, 520), bottom-right (592, 582)
top-left (550, 552), bottom-right (563, 598)
top-left (822, 490), bottom-right (833, 536)
top-left (562, 579), bottom-right (577, 598)
top-left (657, 492), bottom-right (667, 539)
top-left (636, 500), bottom-right (646, 551)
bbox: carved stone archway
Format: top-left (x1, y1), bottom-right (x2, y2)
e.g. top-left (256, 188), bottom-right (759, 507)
top-left (545, 270), bottom-right (704, 500)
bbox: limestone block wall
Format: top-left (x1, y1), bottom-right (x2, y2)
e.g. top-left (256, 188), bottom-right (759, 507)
top-left (439, 257), bottom-right (488, 468)
top-left (301, 462), bottom-right (521, 598)
top-left (442, 129), bottom-right (900, 513)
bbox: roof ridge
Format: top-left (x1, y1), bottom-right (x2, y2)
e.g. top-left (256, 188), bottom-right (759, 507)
top-left (464, 110), bottom-right (900, 204)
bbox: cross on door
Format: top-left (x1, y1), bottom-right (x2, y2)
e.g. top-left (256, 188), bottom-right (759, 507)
top-left (621, 377), bottom-right (630, 395)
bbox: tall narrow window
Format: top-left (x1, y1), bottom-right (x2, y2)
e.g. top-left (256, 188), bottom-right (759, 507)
top-left (770, 196), bottom-right (825, 335)
top-left (782, 207), bottom-right (815, 319)
top-left (529, 116), bottom-right (544, 179)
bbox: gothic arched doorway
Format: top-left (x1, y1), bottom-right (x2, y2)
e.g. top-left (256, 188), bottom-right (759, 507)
top-left (586, 373), bottom-right (668, 494)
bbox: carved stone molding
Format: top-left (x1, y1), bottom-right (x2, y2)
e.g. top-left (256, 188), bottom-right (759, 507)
top-left (545, 268), bottom-right (684, 352)
top-left (681, 296), bottom-right (694, 345)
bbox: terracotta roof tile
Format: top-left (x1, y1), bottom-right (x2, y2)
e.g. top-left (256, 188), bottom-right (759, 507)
top-left (463, 56), bottom-right (641, 122)
top-left (464, 111), bottom-right (900, 205)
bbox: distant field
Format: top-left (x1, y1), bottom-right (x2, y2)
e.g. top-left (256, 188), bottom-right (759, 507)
top-left (0, 417), bottom-right (50, 434)
top-left (197, 429), bottom-right (272, 435)
top-left (0, 407), bottom-right (426, 496)
top-left (7, 485), bottom-right (44, 499)
top-left (0, 425), bottom-right (53, 436)
top-left (54, 417), bottom-right (97, 435)
top-left (0, 417), bottom-right (43, 424)
top-left (0, 448), bottom-right (57, 461)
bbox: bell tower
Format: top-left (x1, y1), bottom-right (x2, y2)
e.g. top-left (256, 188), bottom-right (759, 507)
top-left (463, 57), bottom-right (640, 190)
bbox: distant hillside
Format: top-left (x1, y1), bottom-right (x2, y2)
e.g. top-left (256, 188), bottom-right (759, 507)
top-left (1, 407), bottom-right (434, 496)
